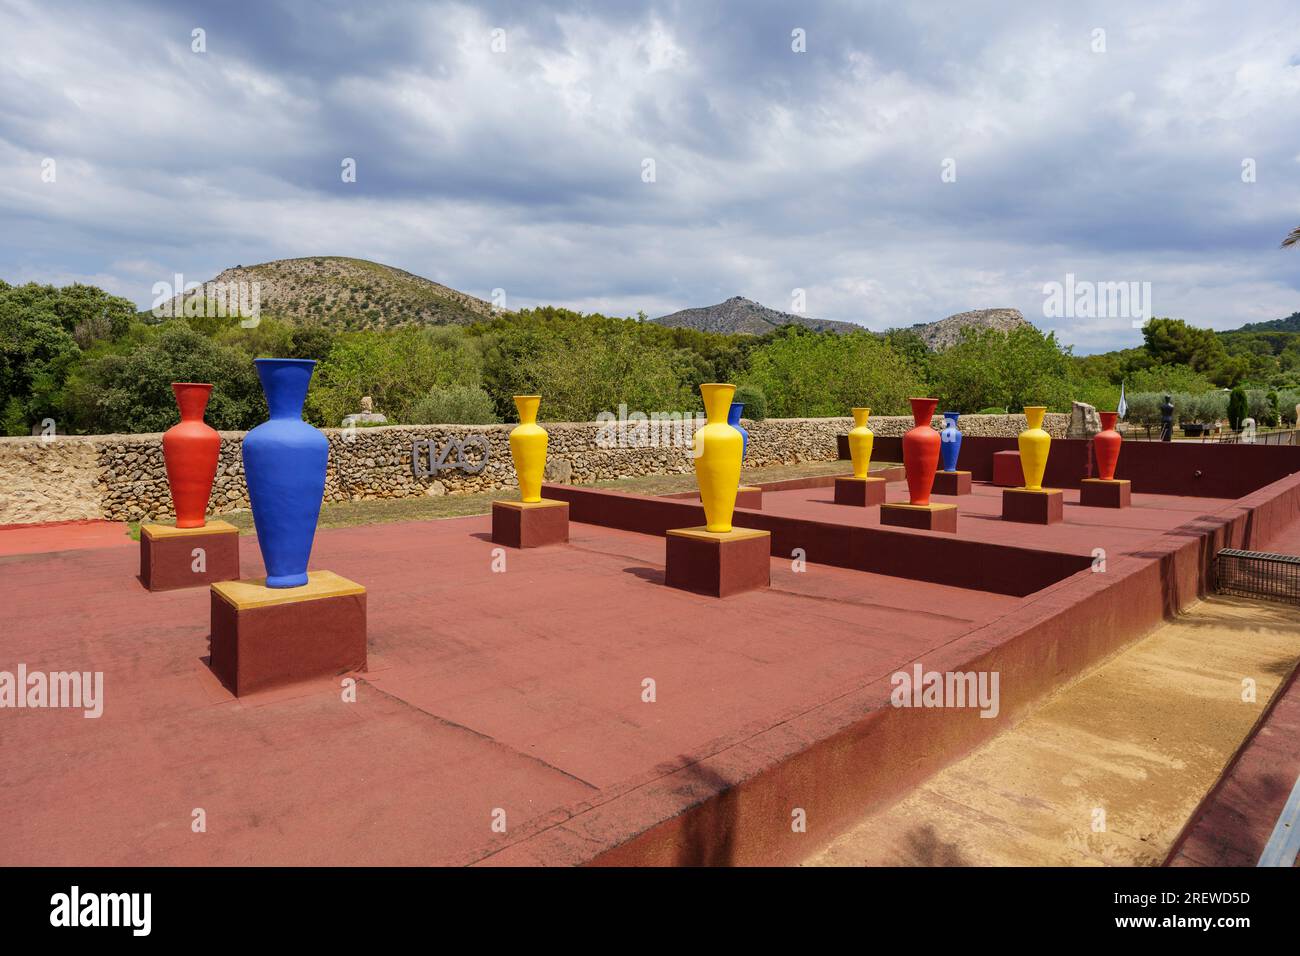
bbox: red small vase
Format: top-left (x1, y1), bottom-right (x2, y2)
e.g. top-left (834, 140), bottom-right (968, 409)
top-left (162, 383), bottom-right (221, 528)
top-left (1095, 411), bottom-right (1122, 481)
top-left (903, 397), bottom-right (941, 505)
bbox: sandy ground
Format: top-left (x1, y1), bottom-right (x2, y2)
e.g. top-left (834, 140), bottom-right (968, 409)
top-left (804, 595), bottom-right (1300, 866)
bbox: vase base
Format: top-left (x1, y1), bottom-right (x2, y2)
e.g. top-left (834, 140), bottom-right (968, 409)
top-left (209, 570), bottom-right (366, 697)
top-left (931, 470), bottom-right (973, 496)
top-left (834, 475), bottom-right (887, 507)
top-left (1080, 478), bottom-right (1131, 508)
top-left (879, 502), bottom-right (958, 533)
top-left (265, 572), bottom-right (309, 588)
top-left (665, 526), bottom-right (771, 598)
top-left (139, 520), bottom-right (240, 592)
top-left (1002, 487), bottom-right (1064, 524)
top-left (492, 499), bottom-right (570, 548)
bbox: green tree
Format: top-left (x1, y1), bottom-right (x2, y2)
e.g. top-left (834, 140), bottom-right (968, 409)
top-left (743, 327), bottom-right (923, 417)
top-left (63, 322), bottom-right (264, 433)
top-left (309, 325), bottom-right (485, 426)
top-left (1227, 387), bottom-right (1248, 430)
top-left (929, 326), bottom-right (1072, 413)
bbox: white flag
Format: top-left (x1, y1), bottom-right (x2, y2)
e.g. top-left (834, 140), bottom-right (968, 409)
top-left (1117, 382), bottom-right (1128, 420)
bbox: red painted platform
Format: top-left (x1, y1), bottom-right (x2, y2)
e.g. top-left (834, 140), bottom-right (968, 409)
top-left (3, 467), bottom-right (1300, 866)
top-left (0, 519), bottom-right (132, 557)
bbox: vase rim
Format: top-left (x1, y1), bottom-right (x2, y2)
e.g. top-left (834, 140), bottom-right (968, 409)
top-left (254, 357), bottom-right (317, 366)
top-left (1023, 404), bottom-right (1047, 411)
top-left (513, 394), bottom-right (541, 399)
top-left (171, 382), bottom-right (213, 389)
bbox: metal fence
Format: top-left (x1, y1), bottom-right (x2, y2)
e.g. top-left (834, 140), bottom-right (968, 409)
top-left (1215, 549), bottom-right (1300, 604)
top-left (1120, 427), bottom-right (1298, 445)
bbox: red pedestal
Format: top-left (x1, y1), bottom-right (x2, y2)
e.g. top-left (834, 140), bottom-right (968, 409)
top-left (209, 570), bottom-right (367, 697)
top-left (665, 527), bottom-right (771, 598)
top-left (879, 502), bottom-right (958, 533)
top-left (1080, 478), bottom-right (1131, 508)
top-left (834, 476), bottom-right (887, 506)
top-left (491, 499), bottom-right (570, 548)
top-left (992, 451), bottom-right (1023, 487)
top-left (931, 470), bottom-right (972, 496)
top-left (140, 521), bottom-right (240, 591)
top-left (1002, 487), bottom-right (1064, 524)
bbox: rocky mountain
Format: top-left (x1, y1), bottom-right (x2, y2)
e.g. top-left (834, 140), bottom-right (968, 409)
top-left (906, 308), bottom-right (1032, 350)
top-left (652, 296), bottom-right (862, 335)
top-left (154, 257), bottom-right (497, 330)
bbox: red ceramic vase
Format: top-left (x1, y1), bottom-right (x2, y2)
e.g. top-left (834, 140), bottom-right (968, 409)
top-left (162, 383), bottom-right (221, 528)
top-left (1095, 411), bottom-right (1122, 481)
top-left (903, 397), bottom-right (941, 505)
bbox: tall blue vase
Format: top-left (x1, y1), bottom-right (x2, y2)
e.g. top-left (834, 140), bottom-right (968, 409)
top-left (243, 358), bottom-right (328, 588)
top-left (939, 411), bottom-right (962, 472)
top-left (728, 401), bottom-right (748, 458)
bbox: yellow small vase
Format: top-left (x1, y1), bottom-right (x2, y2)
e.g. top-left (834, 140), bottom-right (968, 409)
top-left (509, 395), bottom-right (547, 503)
top-left (694, 383), bottom-right (743, 533)
top-left (848, 407), bottom-right (874, 479)
top-left (1018, 406), bottom-right (1050, 491)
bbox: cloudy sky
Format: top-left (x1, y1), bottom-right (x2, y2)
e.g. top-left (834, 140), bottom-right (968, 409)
top-left (1, 0), bottom-right (1298, 352)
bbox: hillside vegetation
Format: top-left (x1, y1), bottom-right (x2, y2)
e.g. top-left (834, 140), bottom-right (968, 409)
top-left (154, 257), bottom-right (497, 331)
top-left (4, 268), bottom-right (1299, 435)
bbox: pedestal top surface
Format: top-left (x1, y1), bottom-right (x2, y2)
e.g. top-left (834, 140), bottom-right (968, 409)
top-left (142, 520), bottom-right (238, 538)
top-left (212, 569), bottom-right (365, 610)
top-left (667, 526), bottom-right (771, 543)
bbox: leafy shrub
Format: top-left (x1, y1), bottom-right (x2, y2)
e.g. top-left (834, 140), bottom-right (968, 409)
top-left (733, 384), bottom-right (767, 420)
top-left (409, 385), bottom-right (499, 425)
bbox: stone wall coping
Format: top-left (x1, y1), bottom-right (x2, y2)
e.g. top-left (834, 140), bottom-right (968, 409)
top-left (0, 412), bottom-right (1071, 444)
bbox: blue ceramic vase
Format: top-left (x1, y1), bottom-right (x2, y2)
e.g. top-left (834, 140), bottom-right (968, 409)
top-left (243, 358), bottom-right (328, 588)
top-left (728, 401), bottom-right (748, 458)
top-left (939, 411), bottom-right (962, 472)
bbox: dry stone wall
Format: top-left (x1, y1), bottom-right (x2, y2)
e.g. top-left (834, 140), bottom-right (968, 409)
top-left (0, 413), bottom-right (1067, 525)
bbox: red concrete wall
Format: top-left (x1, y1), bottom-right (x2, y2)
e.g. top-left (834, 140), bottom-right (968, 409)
top-left (543, 482), bottom-right (1091, 597)
top-left (568, 471), bottom-right (1300, 866)
top-left (866, 435), bottom-right (1300, 498)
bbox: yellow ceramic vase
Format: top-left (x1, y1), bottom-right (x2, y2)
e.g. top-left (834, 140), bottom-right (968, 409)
top-left (848, 407), bottom-right (873, 479)
top-left (694, 383), bottom-right (744, 533)
top-left (509, 395), bottom-right (547, 503)
top-left (1018, 406), bottom-right (1050, 491)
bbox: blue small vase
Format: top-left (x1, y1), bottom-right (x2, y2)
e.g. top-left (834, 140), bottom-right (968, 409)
top-left (243, 358), bottom-right (328, 588)
top-left (939, 411), bottom-right (962, 472)
top-left (728, 402), bottom-right (748, 458)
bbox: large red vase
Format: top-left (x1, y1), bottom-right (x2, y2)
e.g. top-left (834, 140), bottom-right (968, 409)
top-left (1095, 411), bottom-right (1122, 481)
top-left (162, 383), bottom-right (221, 528)
top-left (903, 397), bottom-right (941, 505)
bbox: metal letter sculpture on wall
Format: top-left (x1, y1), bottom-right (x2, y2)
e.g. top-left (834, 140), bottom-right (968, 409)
top-left (412, 436), bottom-right (490, 477)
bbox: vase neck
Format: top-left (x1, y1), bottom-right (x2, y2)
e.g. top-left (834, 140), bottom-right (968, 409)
top-left (727, 402), bottom-right (744, 425)
top-left (514, 395), bottom-right (540, 425)
top-left (701, 384), bottom-right (736, 425)
top-left (172, 384), bottom-right (212, 422)
top-left (256, 360), bottom-right (314, 420)
top-left (910, 398), bottom-right (938, 428)
top-left (1099, 412), bottom-right (1118, 431)
top-left (852, 408), bottom-right (870, 428)
top-left (1024, 406), bottom-right (1047, 430)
